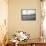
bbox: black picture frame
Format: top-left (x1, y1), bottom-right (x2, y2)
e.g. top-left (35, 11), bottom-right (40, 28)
top-left (21, 9), bottom-right (36, 21)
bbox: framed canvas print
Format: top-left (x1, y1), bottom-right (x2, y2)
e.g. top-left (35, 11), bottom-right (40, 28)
top-left (21, 9), bottom-right (36, 21)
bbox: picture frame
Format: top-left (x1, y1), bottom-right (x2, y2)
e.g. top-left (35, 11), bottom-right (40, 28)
top-left (21, 9), bottom-right (36, 21)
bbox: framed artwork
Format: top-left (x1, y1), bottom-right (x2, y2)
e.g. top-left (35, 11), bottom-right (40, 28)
top-left (21, 9), bottom-right (36, 21)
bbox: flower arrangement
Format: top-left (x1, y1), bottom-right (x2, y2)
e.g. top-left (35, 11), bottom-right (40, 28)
top-left (17, 31), bottom-right (30, 41)
top-left (11, 31), bottom-right (30, 42)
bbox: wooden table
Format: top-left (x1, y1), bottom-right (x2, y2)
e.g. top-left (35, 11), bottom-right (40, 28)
top-left (18, 38), bottom-right (46, 46)
top-left (5, 41), bottom-right (15, 46)
top-left (5, 38), bottom-right (46, 46)
top-left (18, 43), bottom-right (46, 46)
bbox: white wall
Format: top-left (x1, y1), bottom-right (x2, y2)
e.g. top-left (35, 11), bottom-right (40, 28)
top-left (8, 0), bottom-right (41, 39)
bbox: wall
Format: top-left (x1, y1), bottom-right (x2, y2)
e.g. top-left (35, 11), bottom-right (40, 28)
top-left (8, 0), bottom-right (41, 39)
